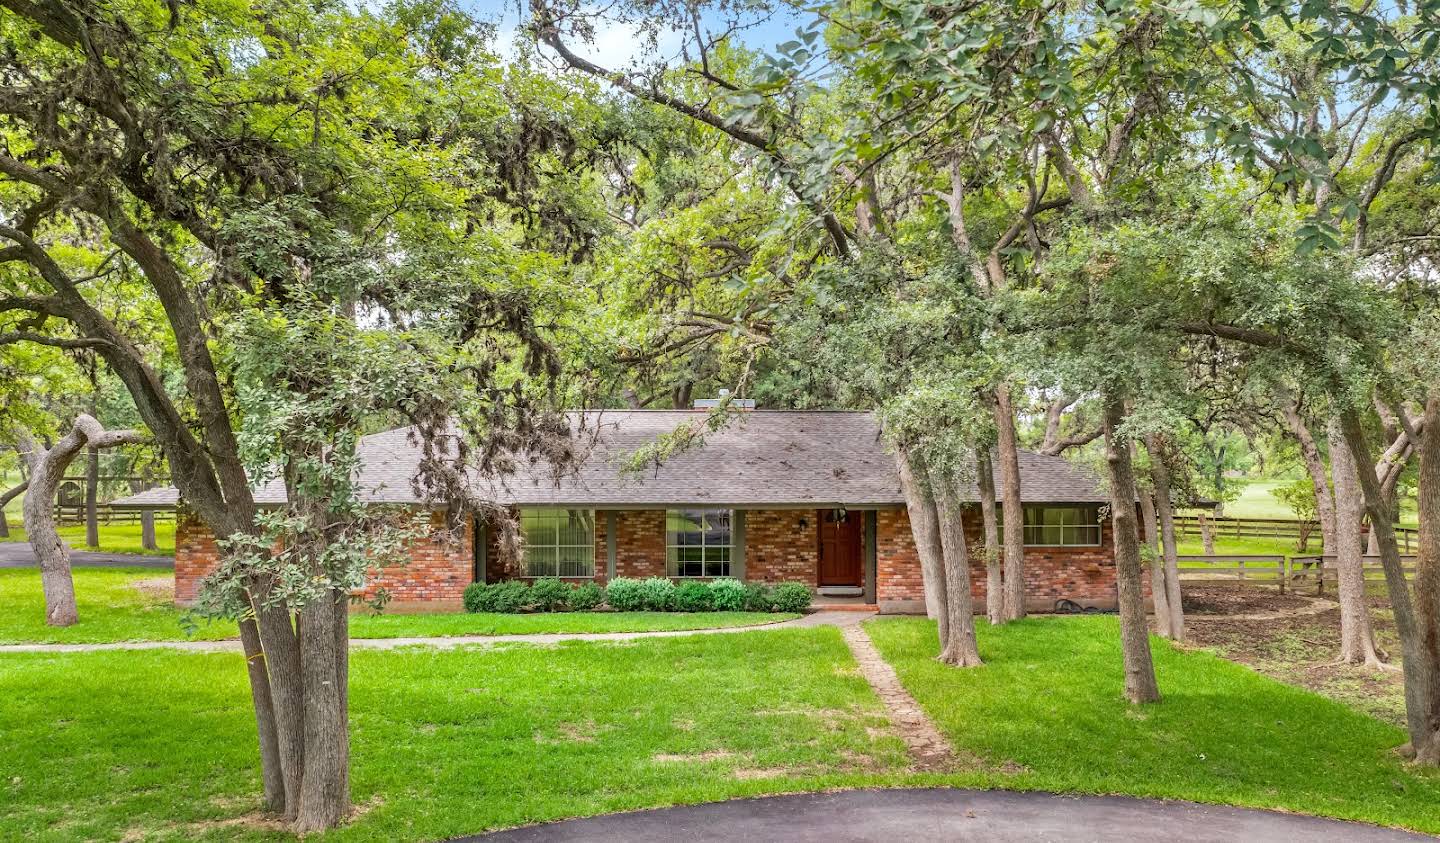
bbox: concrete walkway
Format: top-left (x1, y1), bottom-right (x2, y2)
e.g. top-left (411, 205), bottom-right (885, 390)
top-left (0, 609), bottom-right (871, 654)
top-left (0, 542), bottom-right (171, 569)
top-left (461, 788), bottom-right (1431, 842)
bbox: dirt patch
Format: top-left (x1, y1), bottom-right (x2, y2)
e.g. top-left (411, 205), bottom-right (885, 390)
top-left (652, 750), bottom-right (736, 763)
top-left (128, 577), bottom-right (173, 601)
top-left (1187, 597), bottom-right (1408, 727)
top-left (1182, 583), bottom-right (1318, 616)
top-left (535, 721), bottom-right (600, 745)
top-left (731, 767), bottom-right (794, 780)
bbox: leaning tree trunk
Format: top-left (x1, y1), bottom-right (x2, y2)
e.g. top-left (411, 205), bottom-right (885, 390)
top-left (1284, 400), bottom-right (1336, 553)
top-left (1147, 435), bottom-right (1186, 643)
top-left (994, 384), bottom-right (1027, 621)
top-left (1136, 453), bottom-right (1172, 639)
top-left (935, 472), bottom-right (983, 667)
top-left (1102, 395), bottom-right (1161, 704)
top-left (1340, 407), bottom-right (1438, 761)
top-left (896, 447), bottom-right (949, 646)
top-left (1411, 396), bottom-right (1440, 764)
top-left (1199, 512), bottom-right (1216, 555)
top-left (1329, 418), bottom-right (1381, 666)
top-left (975, 449), bottom-right (1004, 625)
top-left (15, 417), bottom-right (145, 627)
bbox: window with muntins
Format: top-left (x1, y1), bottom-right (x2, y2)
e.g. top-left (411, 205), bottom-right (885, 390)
top-left (666, 509), bottom-right (732, 577)
top-left (521, 508), bottom-right (595, 577)
top-left (998, 505), bottom-right (1103, 547)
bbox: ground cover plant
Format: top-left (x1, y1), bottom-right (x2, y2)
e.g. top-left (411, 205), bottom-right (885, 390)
top-left (0, 568), bottom-right (794, 645)
top-left (864, 616), bottom-right (1440, 834)
top-left (0, 628), bottom-right (908, 841)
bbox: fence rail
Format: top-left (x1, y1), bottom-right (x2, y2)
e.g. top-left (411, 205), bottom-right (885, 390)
top-left (51, 504), bottom-right (176, 527)
top-left (1176, 555), bottom-right (1288, 592)
top-left (1288, 555), bottom-right (1417, 595)
top-left (1174, 514), bottom-right (1418, 553)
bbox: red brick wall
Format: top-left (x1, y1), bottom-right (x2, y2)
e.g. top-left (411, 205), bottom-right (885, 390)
top-left (614, 510), bottom-right (666, 578)
top-left (875, 505), bottom-right (1136, 612)
top-left (745, 509), bottom-right (818, 585)
top-left (173, 509), bottom-right (472, 608)
top-left (876, 508), bottom-right (922, 602)
top-left (174, 513), bottom-right (220, 604)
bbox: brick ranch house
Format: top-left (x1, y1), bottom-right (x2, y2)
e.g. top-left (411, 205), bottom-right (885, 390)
top-left (113, 410), bottom-right (1128, 614)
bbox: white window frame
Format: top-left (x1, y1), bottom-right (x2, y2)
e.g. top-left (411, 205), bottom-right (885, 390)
top-left (521, 508), bottom-right (596, 577)
top-left (666, 508), bottom-right (733, 577)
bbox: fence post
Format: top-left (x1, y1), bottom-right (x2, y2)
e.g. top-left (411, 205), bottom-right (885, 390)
top-left (1279, 558), bottom-right (1286, 595)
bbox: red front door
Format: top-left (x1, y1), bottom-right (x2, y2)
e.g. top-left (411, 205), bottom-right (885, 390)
top-left (818, 509), bottom-right (864, 586)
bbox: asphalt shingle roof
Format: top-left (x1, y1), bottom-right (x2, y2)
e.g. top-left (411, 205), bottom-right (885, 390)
top-left (111, 410), bottom-right (1109, 509)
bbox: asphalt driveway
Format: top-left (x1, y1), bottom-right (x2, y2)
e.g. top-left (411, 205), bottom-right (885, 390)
top-left (0, 541), bottom-right (171, 568)
top-left (461, 788), bottom-right (1430, 842)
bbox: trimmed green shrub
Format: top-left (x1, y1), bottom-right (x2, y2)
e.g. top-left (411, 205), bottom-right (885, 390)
top-left (770, 582), bottom-right (812, 613)
top-left (742, 582), bottom-right (774, 612)
top-left (708, 578), bottom-right (746, 612)
top-left (674, 580), bottom-right (715, 612)
top-left (637, 576), bottom-right (677, 611)
top-left (568, 581), bottom-right (604, 612)
top-left (463, 580), bottom-right (531, 614)
top-left (605, 577), bottom-right (646, 612)
top-left (529, 578), bottom-right (570, 612)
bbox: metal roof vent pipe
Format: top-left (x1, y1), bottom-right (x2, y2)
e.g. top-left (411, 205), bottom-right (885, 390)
top-left (693, 388), bottom-right (756, 410)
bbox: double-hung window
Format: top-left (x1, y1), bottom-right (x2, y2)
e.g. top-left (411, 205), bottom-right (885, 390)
top-left (521, 508), bottom-right (596, 577)
top-left (666, 509), bottom-right (732, 577)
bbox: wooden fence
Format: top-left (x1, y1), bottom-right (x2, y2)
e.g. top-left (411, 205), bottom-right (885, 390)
top-left (1174, 514), bottom-right (1419, 553)
top-left (1176, 555), bottom-right (1288, 592)
top-left (1288, 555), bottom-right (1418, 595)
top-left (52, 504), bottom-right (176, 527)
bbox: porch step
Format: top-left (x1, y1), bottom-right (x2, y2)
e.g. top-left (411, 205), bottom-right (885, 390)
top-left (809, 603), bottom-right (879, 612)
top-left (817, 586), bottom-right (864, 597)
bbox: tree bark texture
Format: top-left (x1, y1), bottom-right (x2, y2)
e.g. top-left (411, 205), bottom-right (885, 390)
top-left (1199, 512), bottom-right (1216, 555)
top-left (1340, 407), bottom-right (1437, 759)
top-left (1136, 453), bottom-right (1172, 639)
top-left (896, 448), bottom-right (949, 644)
top-left (1412, 396), bottom-right (1440, 764)
top-left (238, 615), bottom-right (286, 812)
top-left (994, 384), bottom-right (1027, 621)
top-left (1284, 399), bottom-right (1336, 553)
top-left (935, 473), bottom-right (983, 667)
top-left (1146, 435), bottom-right (1186, 643)
top-left (1329, 418), bottom-right (1381, 666)
top-left (15, 417), bottom-right (145, 626)
top-left (294, 590), bottom-right (351, 832)
top-left (975, 449), bottom-right (1004, 625)
top-left (1103, 396), bottom-right (1161, 704)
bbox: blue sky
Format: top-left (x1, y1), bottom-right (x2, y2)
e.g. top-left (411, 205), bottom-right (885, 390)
top-left (466, 1), bottom-right (807, 68)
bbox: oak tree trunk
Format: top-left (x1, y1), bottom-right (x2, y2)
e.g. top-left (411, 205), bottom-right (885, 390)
top-left (1329, 419), bottom-right (1381, 666)
top-left (294, 590), bottom-right (351, 832)
top-left (1137, 455), bottom-right (1172, 639)
top-left (1147, 435), bottom-right (1185, 642)
top-left (1284, 400), bottom-right (1336, 552)
top-left (15, 418), bottom-right (145, 627)
top-left (1199, 512), bottom-right (1216, 555)
top-left (1103, 395), bottom-right (1161, 704)
top-left (975, 449), bottom-right (1004, 625)
top-left (1411, 396), bottom-right (1440, 764)
top-left (994, 384), bottom-right (1026, 620)
top-left (935, 473), bottom-right (982, 666)
top-left (896, 447), bottom-right (949, 645)
top-left (253, 591), bottom-right (307, 820)
top-left (1340, 408), bottom-right (1439, 760)
top-left (238, 614), bottom-right (286, 812)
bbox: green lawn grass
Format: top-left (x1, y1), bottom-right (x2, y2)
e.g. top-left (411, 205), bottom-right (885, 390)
top-left (864, 616), bottom-right (1440, 834)
top-left (0, 629), bottom-right (909, 841)
top-left (0, 567), bottom-right (795, 644)
top-left (1, 520), bottom-right (177, 556)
